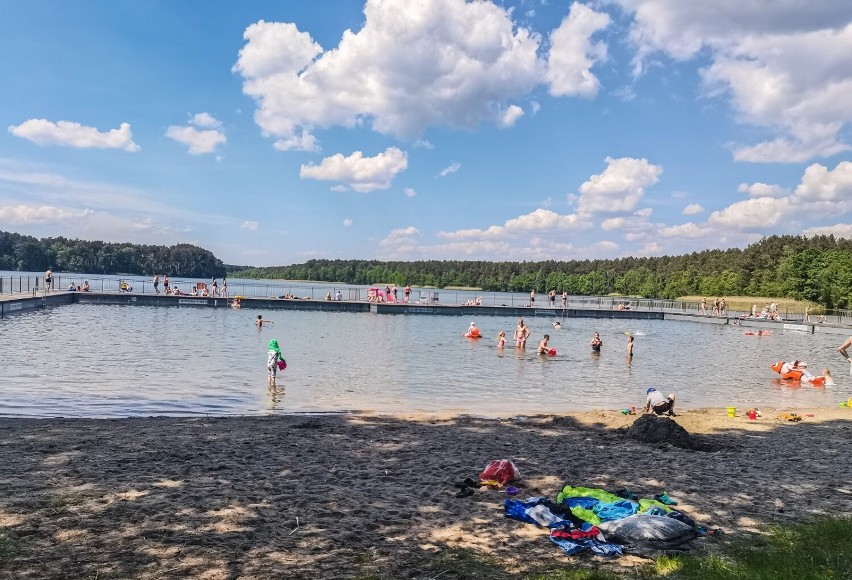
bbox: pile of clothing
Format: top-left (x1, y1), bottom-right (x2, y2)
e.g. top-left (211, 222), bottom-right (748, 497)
top-left (505, 484), bottom-right (710, 556)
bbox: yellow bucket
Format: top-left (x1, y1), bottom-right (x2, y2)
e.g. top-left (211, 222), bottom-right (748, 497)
top-left (726, 407), bottom-right (736, 417)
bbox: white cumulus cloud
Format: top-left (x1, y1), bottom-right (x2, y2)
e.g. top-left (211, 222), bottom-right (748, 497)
top-left (682, 203), bottom-right (704, 215)
top-left (233, 2), bottom-right (543, 148)
top-left (803, 223), bottom-right (852, 239)
top-left (8, 119), bottom-right (140, 152)
top-left (617, 0), bottom-right (852, 162)
top-left (737, 182), bottom-right (789, 198)
top-left (300, 147), bottom-right (408, 192)
top-left (0, 204), bottom-right (94, 224)
top-left (241, 220), bottom-right (259, 231)
top-left (546, 2), bottom-right (611, 98)
top-left (165, 113), bottom-right (227, 155)
top-left (576, 156), bottom-right (662, 215)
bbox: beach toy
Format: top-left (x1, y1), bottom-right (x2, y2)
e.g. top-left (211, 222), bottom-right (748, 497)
top-left (726, 407), bottom-right (736, 417)
top-left (747, 409), bottom-right (757, 420)
top-left (548, 348), bottom-right (556, 356)
top-left (505, 486), bottom-right (519, 496)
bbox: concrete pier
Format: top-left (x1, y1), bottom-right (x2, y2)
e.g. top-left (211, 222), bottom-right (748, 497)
top-left (1, 290), bottom-right (849, 336)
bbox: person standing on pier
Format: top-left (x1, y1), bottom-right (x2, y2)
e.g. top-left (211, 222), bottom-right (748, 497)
top-left (44, 268), bottom-right (53, 292)
top-left (222, 276), bottom-right (228, 298)
top-left (529, 289), bottom-right (535, 307)
top-left (212, 278), bottom-right (219, 297)
top-left (561, 290), bottom-right (568, 310)
top-left (163, 275), bottom-right (170, 295)
top-left (404, 284), bottom-right (411, 303)
top-left (153, 274), bottom-right (160, 294)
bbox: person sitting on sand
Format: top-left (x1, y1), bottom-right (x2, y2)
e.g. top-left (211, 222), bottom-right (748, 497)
top-left (644, 387), bottom-right (676, 417)
top-left (537, 334), bottom-right (550, 355)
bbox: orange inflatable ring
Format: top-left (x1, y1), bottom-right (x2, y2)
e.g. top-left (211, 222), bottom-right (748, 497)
top-left (464, 329), bottom-right (481, 338)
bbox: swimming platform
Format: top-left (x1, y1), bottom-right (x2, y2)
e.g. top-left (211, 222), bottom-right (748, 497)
top-left (1, 290), bottom-right (849, 337)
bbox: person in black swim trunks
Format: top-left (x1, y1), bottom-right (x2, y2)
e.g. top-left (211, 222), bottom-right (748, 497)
top-left (590, 331), bottom-right (602, 352)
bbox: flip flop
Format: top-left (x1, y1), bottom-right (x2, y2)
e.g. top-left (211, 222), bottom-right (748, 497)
top-left (454, 477), bottom-right (482, 489)
top-left (455, 487), bottom-right (475, 498)
top-left (505, 486), bottom-right (519, 496)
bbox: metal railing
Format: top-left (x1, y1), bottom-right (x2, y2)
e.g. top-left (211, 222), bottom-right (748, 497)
top-left (2, 274), bottom-right (851, 325)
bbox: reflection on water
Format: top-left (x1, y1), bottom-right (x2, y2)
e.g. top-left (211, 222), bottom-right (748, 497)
top-left (0, 304), bottom-right (849, 418)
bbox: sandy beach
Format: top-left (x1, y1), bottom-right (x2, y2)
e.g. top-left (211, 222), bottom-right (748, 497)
top-left (2, 407), bottom-right (851, 579)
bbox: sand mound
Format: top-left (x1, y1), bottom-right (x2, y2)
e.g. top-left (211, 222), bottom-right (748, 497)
top-left (626, 415), bottom-right (715, 452)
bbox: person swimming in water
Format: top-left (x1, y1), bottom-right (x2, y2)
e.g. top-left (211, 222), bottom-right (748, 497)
top-left (537, 334), bottom-right (550, 355)
top-left (496, 331), bottom-right (506, 349)
top-left (552, 321), bottom-right (562, 330)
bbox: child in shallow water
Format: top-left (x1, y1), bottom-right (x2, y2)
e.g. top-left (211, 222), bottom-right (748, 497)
top-left (496, 331), bottom-right (506, 349)
top-left (267, 339), bottom-right (284, 385)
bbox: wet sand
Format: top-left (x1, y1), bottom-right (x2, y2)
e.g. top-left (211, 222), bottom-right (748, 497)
top-left (1, 407), bottom-right (851, 578)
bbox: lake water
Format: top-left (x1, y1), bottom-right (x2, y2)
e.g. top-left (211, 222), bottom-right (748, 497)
top-left (1, 303), bottom-right (849, 418)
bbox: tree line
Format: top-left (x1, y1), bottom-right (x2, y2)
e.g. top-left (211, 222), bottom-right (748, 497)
top-left (2, 230), bottom-right (849, 308)
top-left (232, 235), bottom-right (852, 309)
top-left (0, 230), bottom-right (227, 278)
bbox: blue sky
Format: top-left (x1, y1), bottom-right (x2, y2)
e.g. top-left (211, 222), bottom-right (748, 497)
top-left (1, 0), bottom-right (851, 266)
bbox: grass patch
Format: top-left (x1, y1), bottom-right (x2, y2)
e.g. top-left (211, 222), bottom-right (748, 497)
top-left (677, 295), bottom-right (817, 314)
top-left (411, 518), bottom-right (851, 579)
top-left (642, 517), bottom-right (852, 579)
top-left (0, 533), bottom-right (14, 564)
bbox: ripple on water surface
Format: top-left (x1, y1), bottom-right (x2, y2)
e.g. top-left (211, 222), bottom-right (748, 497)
top-left (0, 304), bottom-right (848, 417)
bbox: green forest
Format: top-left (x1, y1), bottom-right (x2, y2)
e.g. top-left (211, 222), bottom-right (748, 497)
top-left (0, 230), bottom-right (227, 278)
top-left (2, 231), bottom-right (851, 308)
top-left (233, 235), bottom-right (852, 309)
